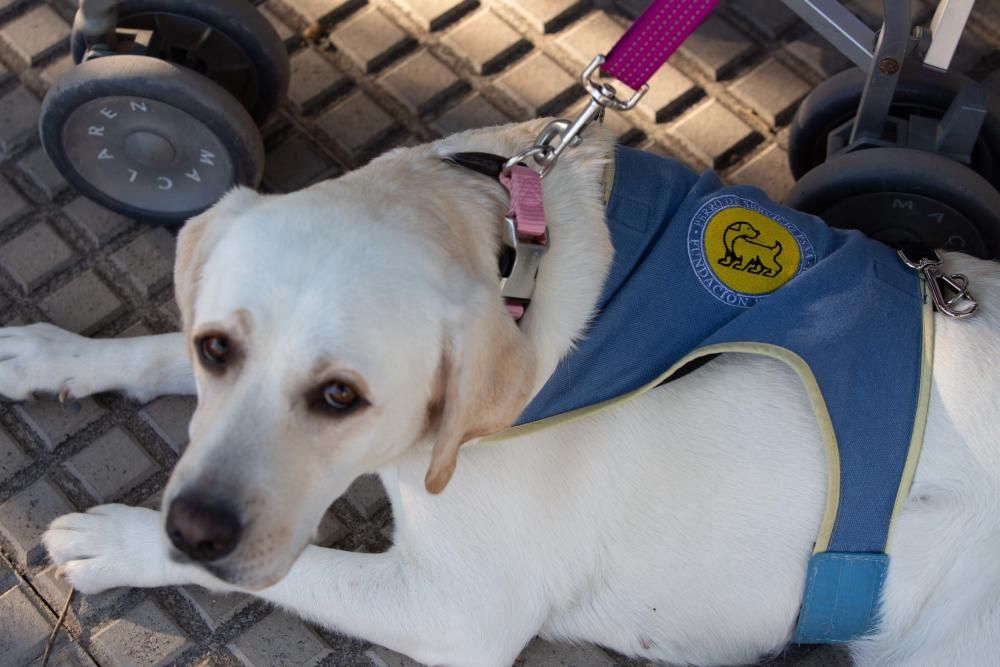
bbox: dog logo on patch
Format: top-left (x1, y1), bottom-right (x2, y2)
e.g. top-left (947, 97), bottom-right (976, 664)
top-left (688, 195), bottom-right (815, 307)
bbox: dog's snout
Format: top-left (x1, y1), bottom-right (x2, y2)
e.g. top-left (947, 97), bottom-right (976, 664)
top-left (166, 495), bottom-right (242, 562)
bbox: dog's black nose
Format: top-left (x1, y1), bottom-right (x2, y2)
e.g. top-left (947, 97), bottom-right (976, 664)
top-left (165, 495), bottom-right (241, 561)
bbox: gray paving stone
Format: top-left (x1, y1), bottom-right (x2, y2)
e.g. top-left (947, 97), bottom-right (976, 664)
top-left (34, 563), bottom-right (130, 625)
top-left (289, 48), bottom-right (352, 114)
top-left (398, 0), bottom-right (479, 31)
top-left (506, 0), bottom-right (589, 34)
top-left (678, 15), bottom-right (756, 81)
top-left (784, 32), bottom-right (852, 79)
top-left (432, 94), bottom-right (511, 136)
top-left (41, 269), bottom-right (125, 333)
top-left (670, 98), bottom-right (759, 168)
top-left (0, 177), bottom-right (30, 228)
top-left (317, 92), bottom-right (399, 156)
top-left (517, 638), bottom-right (615, 665)
top-left (636, 64), bottom-right (701, 124)
top-left (330, 8), bottom-right (415, 74)
top-left (365, 646), bottom-right (424, 666)
top-left (229, 610), bottom-right (332, 665)
top-left (442, 10), bottom-right (531, 75)
top-left (730, 58), bottom-right (812, 127)
top-left (380, 50), bottom-right (468, 116)
top-left (0, 0), bottom-right (33, 21)
top-left (288, 0), bottom-right (365, 24)
top-left (180, 587), bottom-right (254, 630)
top-left (729, 144), bottom-right (795, 202)
top-left (39, 53), bottom-right (75, 90)
top-left (259, 3), bottom-right (298, 48)
top-left (0, 221), bottom-right (77, 292)
top-left (18, 147), bottom-right (72, 200)
top-left (110, 228), bottom-right (176, 297)
top-left (65, 426), bottom-right (159, 502)
top-left (557, 11), bottom-right (625, 65)
top-left (314, 505), bottom-right (350, 546)
top-left (0, 557), bottom-right (15, 594)
top-left (140, 396), bottom-right (195, 454)
top-left (265, 134), bottom-right (336, 192)
top-left (0, 478), bottom-right (75, 565)
top-left (494, 51), bottom-right (582, 116)
top-left (90, 598), bottom-right (191, 667)
top-left (16, 398), bottom-right (107, 450)
top-left (62, 197), bottom-right (134, 245)
top-left (0, 87), bottom-right (41, 155)
top-left (0, 426), bottom-right (29, 483)
top-left (0, 4), bottom-right (70, 66)
top-left (727, 0), bottom-right (800, 40)
top-left (0, 585), bottom-right (52, 666)
top-left (345, 473), bottom-right (388, 519)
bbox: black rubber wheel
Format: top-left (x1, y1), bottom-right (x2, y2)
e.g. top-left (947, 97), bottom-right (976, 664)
top-left (785, 147), bottom-right (1000, 259)
top-left (788, 66), bottom-right (1000, 188)
top-left (72, 0), bottom-right (289, 123)
top-left (40, 55), bottom-right (265, 225)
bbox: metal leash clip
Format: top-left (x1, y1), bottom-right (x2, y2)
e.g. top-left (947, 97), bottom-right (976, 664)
top-left (514, 55), bottom-right (649, 179)
top-left (897, 249), bottom-right (978, 319)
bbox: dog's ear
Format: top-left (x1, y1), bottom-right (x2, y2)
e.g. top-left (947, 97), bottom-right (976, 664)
top-left (174, 187), bottom-right (259, 332)
top-left (425, 295), bottom-right (536, 494)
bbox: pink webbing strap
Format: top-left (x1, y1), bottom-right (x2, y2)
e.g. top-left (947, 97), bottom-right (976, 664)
top-left (604, 0), bottom-right (718, 90)
top-left (500, 166), bottom-right (546, 240)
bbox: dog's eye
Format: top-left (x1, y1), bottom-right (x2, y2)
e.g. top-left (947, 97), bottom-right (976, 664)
top-left (322, 381), bottom-right (359, 411)
top-left (198, 335), bottom-right (230, 368)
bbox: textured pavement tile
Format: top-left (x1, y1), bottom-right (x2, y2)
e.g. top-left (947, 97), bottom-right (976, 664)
top-left (431, 94), bottom-right (511, 135)
top-left (0, 221), bottom-right (77, 292)
top-left (140, 396), bottom-right (195, 454)
top-left (34, 563), bottom-right (130, 624)
top-left (670, 98), bottom-right (759, 168)
top-left (0, 478), bottom-right (75, 565)
top-left (41, 269), bottom-right (125, 333)
top-left (495, 51), bottom-right (582, 116)
top-left (180, 587), bottom-right (254, 631)
top-left (506, 0), bottom-right (589, 34)
top-left (557, 11), bottom-right (624, 65)
top-left (0, 426), bottom-right (30, 483)
top-left (636, 64), bottom-right (701, 124)
top-left (39, 53), bottom-right (75, 90)
top-left (90, 598), bottom-right (191, 667)
top-left (345, 473), bottom-right (389, 519)
top-left (366, 646), bottom-right (424, 666)
top-left (62, 196), bottom-right (134, 245)
top-left (397, 0), bottom-right (479, 31)
top-left (289, 48), bottom-right (352, 114)
top-left (0, 87), bottom-right (41, 155)
top-left (517, 638), bottom-right (615, 665)
top-left (784, 32), bottom-right (852, 79)
top-left (16, 398), bottom-right (108, 450)
top-left (730, 144), bottom-right (795, 202)
top-left (65, 426), bottom-right (159, 502)
top-left (18, 147), bottom-right (72, 200)
top-left (265, 133), bottom-right (335, 192)
top-left (0, 557), bottom-right (15, 594)
top-left (317, 92), bottom-right (398, 155)
top-left (0, 4), bottom-right (70, 66)
top-left (110, 228), bottom-right (176, 297)
top-left (330, 8), bottom-right (415, 74)
top-left (259, 3), bottom-right (298, 47)
top-left (380, 50), bottom-right (468, 116)
top-left (0, 585), bottom-right (52, 666)
top-left (730, 58), bottom-right (811, 127)
top-left (0, 177), bottom-right (30, 228)
top-left (727, 0), bottom-right (800, 39)
top-left (678, 15), bottom-right (756, 81)
top-left (314, 505), bottom-right (350, 546)
top-left (229, 610), bottom-right (332, 665)
top-left (287, 0), bottom-right (365, 24)
top-left (442, 10), bottom-right (531, 75)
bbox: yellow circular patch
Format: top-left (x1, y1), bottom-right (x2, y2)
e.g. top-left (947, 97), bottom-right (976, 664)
top-left (703, 206), bottom-right (802, 296)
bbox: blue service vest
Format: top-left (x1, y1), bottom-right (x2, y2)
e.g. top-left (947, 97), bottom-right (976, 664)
top-left (502, 146), bottom-right (932, 644)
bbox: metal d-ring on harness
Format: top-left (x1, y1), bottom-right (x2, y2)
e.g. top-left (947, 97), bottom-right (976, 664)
top-left (897, 249), bottom-right (978, 318)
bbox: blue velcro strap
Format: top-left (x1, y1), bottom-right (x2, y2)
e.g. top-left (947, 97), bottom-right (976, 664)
top-left (792, 552), bottom-right (889, 644)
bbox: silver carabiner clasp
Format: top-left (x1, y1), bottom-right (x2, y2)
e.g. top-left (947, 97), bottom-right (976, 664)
top-left (898, 249), bottom-right (978, 319)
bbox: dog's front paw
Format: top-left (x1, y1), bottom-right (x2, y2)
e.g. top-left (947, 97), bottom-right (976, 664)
top-left (43, 504), bottom-right (170, 594)
top-left (0, 323), bottom-right (98, 401)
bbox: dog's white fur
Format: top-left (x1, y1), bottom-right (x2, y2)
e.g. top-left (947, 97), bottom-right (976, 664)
top-left (1, 121), bottom-right (998, 666)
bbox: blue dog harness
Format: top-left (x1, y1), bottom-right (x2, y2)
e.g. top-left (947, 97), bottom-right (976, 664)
top-left (499, 146), bottom-right (933, 644)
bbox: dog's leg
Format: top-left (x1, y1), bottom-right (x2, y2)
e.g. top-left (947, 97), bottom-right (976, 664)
top-left (0, 324), bottom-right (193, 402)
top-left (44, 504), bottom-right (532, 667)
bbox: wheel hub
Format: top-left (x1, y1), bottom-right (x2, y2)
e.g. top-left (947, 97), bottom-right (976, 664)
top-left (61, 95), bottom-right (235, 216)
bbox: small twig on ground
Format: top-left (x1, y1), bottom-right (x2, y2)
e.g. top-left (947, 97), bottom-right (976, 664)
top-left (41, 588), bottom-right (74, 667)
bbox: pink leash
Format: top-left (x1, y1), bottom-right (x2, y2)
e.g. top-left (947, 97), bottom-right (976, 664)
top-left (501, 0), bottom-right (718, 320)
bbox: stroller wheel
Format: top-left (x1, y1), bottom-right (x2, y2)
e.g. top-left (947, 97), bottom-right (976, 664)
top-left (784, 147), bottom-right (1000, 259)
top-left (788, 66), bottom-right (1000, 189)
top-left (40, 55), bottom-right (264, 225)
top-left (72, 0), bottom-right (289, 123)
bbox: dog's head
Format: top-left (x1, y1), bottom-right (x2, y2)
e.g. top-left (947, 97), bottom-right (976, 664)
top-left (161, 125), bottom-right (557, 588)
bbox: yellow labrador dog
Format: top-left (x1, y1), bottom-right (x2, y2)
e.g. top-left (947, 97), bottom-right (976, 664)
top-left (1, 121), bottom-right (999, 666)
